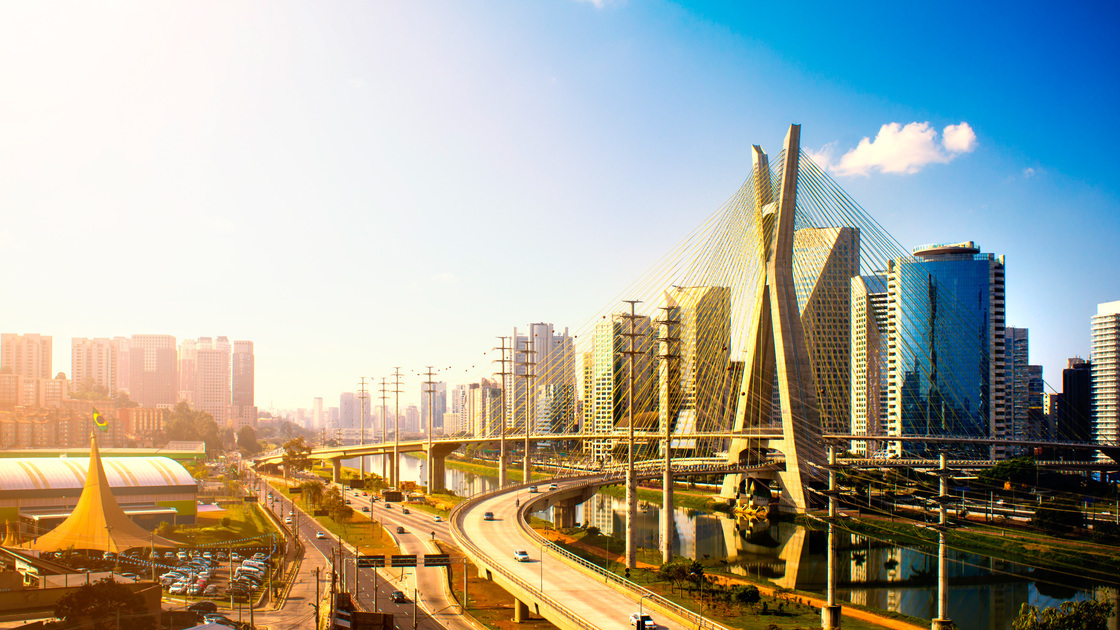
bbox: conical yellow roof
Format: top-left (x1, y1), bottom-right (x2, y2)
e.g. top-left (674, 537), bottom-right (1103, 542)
top-left (27, 433), bottom-right (176, 553)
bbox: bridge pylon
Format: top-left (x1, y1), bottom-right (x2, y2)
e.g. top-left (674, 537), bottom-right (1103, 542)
top-left (722, 124), bottom-right (826, 513)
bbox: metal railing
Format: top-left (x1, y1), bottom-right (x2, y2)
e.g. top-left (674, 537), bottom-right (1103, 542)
top-left (449, 476), bottom-right (603, 630)
top-left (517, 478), bottom-right (733, 630)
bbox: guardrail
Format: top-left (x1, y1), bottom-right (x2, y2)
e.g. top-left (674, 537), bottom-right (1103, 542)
top-left (517, 478), bottom-right (734, 630)
top-left (449, 476), bottom-right (604, 630)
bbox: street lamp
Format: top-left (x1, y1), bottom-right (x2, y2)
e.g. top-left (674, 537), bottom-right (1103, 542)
top-left (690, 572), bottom-right (704, 630)
top-left (638, 593), bottom-right (652, 630)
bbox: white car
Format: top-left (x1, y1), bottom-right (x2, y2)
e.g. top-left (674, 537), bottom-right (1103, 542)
top-left (630, 613), bottom-right (655, 629)
top-left (433, 515), bottom-right (443, 523)
top-left (513, 550), bottom-right (530, 562)
top-left (316, 531), bottom-right (326, 539)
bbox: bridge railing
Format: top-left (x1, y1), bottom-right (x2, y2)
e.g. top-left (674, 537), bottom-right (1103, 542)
top-left (516, 478), bottom-right (734, 630)
top-left (450, 475), bottom-right (605, 630)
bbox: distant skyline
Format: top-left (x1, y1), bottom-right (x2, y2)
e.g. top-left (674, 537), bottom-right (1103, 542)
top-left (2, 2), bottom-right (1118, 410)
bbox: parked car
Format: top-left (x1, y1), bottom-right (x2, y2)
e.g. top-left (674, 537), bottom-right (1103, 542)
top-left (230, 553), bottom-right (242, 562)
top-left (169, 582), bottom-right (188, 595)
top-left (119, 573), bottom-right (138, 580)
top-left (188, 601), bottom-right (218, 615)
top-left (391, 590), bottom-right (407, 603)
top-left (513, 550), bottom-right (530, 562)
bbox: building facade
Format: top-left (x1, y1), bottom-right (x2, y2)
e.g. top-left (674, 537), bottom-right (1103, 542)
top-left (1, 334), bottom-right (53, 380)
top-left (850, 274), bottom-right (888, 455)
top-left (1091, 300), bottom-right (1120, 456)
top-left (71, 338), bottom-right (115, 395)
top-left (129, 335), bottom-right (178, 408)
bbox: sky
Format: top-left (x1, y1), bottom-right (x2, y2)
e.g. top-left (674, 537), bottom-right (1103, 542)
top-left (2, 1), bottom-right (1118, 412)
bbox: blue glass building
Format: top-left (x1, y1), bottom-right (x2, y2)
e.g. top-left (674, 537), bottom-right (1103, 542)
top-left (886, 242), bottom-right (1006, 458)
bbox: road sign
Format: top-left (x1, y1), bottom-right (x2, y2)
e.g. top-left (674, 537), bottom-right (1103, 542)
top-left (357, 555), bottom-right (385, 568)
top-left (243, 496), bottom-right (258, 502)
top-left (389, 554), bottom-right (417, 567)
top-left (423, 554), bottom-right (450, 566)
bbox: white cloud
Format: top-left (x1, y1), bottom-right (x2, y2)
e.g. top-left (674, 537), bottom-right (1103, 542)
top-left (1022, 167), bottom-right (1036, 178)
top-left (942, 122), bottom-right (977, 153)
top-left (809, 121), bottom-right (978, 177)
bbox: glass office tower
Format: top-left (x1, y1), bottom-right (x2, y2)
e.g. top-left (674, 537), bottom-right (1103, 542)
top-left (886, 242), bottom-right (1006, 458)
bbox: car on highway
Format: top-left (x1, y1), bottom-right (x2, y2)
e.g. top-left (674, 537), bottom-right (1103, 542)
top-left (396, 526), bottom-right (406, 534)
top-left (513, 550), bottom-right (530, 562)
top-left (362, 506), bottom-right (370, 512)
top-left (549, 483), bottom-right (558, 490)
top-left (401, 507), bottom-right (410, 515)
top-left (316, 531), bottom-right (326, 539)
top-left (433, 515), bottom-right (442, 522)
top-left (483, 512), bottom-right (494, 521)
top-left (528, 486), bottom-right (538, 493)
top-left (385, 503), bottom-right (392, 509)
top-left (390, 590), bottom-right (407, 603)
top-left (630, 613), bottom-right (656, 629)
top-left (285, 516), bottom-right (292, 524)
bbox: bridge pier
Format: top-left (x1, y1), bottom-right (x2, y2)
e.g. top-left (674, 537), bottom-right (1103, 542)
top-left (554, 499), bottom-right (577, 529)
top-left (513, 598), bottom-right (530, 623)
top-left (661, 466), bottom-right (674, 563)
top-left (331, 458), bottom-right (342, 484)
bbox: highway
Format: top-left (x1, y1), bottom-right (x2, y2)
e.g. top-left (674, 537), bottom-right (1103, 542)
top-left (456, 478), bottom-right (692, 630)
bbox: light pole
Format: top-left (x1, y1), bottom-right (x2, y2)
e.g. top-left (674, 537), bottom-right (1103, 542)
top-left (690, 572), bottom-right (704, 629)
top-left (539, 543), bottom-right (545, 593)
top-left (639, 593), bottom-right (652, 630)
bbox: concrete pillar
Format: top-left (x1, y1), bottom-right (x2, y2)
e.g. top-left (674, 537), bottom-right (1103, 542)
top-left (554, 499), bottom-right (576, 529)
top-left (331, 458), bottom-right (342, 484)
top-left (513, 598), bottom-right (530, 623)
top-left (821, 605), bottom-right (842, 629)
top-left (499, 440), bottom-right (508, 487)
top-left (661, 466), bottom-right (674, 563)
top-left (824, 446), bottom-right (840, 629)
top-left (431, 454), bottom-right (446, 493)
top-left (932, 453), bottom-right (951, 630)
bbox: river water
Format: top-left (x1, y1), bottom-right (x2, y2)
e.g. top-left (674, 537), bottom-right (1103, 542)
top-left (345, 454), bottom-right (1112, 630)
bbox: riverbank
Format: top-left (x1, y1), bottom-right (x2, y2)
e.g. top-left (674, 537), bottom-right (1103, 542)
top-left (534, 525), bottom-right (924, 630)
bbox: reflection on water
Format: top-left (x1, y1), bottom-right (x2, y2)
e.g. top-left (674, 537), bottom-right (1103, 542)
top-left (343, 455), bottom-right (1111, 630)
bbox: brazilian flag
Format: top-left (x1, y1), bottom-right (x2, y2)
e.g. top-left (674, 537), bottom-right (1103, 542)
top-left (93, 408), bottom-right (109, 432)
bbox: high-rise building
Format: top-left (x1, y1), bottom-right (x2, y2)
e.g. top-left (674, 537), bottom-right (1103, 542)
top-left (588, 313), bottom-right (655, 462)
top-left (71, 337), bottom-right (115, 395)
top-left (1091, 300), bottom-right (1120, 455)
top-left (130, 335), bottom-right (178, 408)
top-left (507, 324), bottom-right (575, 435)
top-left (177, 338), bottom-right (198, 404)
top-left (420, 382), bottom-right (446, 433)
top-left (1060, 358), bottom-right (1093, 447)
top-left (793, 227), bottom-right (860, 434)
top-left (658, 286), bottom-right (731, 455)
top-left (464, 379), bottom-right (502, 437)
top-left (340, 392), bottom-right (369, 430)
top-left (885, 242), bottom-right (1006, 458)
top-left (313, 397), bottom-right (324, 429)
top-left (230, 341), bottom-right (256, 430)
top-left (850, 274), bottom-right (888, 455)
top-left (404, 405), bottom-right (420, 434)
top-left (1005, 327), bottom-right (1031, 453)
top-left (112, 337), bottom-right (130, 395)
top-left (1, 334), bottom-right (53, 380)
top-left (195, 337), bottom-right (231, 424)
top-left (1027, 364), bottom-right (1045, 442)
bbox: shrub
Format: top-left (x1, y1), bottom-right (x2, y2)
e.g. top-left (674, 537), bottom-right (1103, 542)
top-left (220, 517), bottom-right (232, 527)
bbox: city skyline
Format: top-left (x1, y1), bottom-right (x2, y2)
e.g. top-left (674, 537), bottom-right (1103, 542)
top-left (1, 3), bottom-right (1118, 410)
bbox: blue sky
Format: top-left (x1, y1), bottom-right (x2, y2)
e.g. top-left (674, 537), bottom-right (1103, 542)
top-left (1, 1), bottom-right (1117, 410)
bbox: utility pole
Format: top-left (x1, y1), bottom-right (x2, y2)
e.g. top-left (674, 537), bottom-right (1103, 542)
top-left (516, 329), bottom-right (536, 484)
top-left (392, 367), bottom-right (403, 488)
top-left (932, 453), bottom-right (954, 630)
top-left (379, 377), bottom-right (389, 481)
top-left (620, 299), bottom-right (643, 570)
top-left (423, 366), bottom-right (438, 493)
top-left (822, 445), bottom-right (840, 629)
top-left (494, 336), bottom-right (513, 487)
top-left (358, 377), bottom-right (370, 482)
top-left (313, 567), bottom-right (320, 627)
top-left (657, 304), bottom-right (681, 564)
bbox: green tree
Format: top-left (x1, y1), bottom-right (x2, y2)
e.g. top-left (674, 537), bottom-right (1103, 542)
top-left (1012, 600), bottom-right (1113, 630)
top-left (282, 437), bottom-right (313, 477)
top-left (300, 480), bottom-right (324, 507)
top-left (1031, 498), bottom-right (1085, 534)
top-left (979, 457), bottom-right (1038, 487)
top-left (54, 578), bottom-right (155, 630)
top-left (165, 402), bottom-right (220, 453)
top-left (238, 426), bottom-right (261, 455)
top-left (733, 584), bottom-right (761, 606)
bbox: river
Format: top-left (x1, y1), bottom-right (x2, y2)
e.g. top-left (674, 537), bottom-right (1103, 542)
top-left (344, 454), bottom-right (1113, 630)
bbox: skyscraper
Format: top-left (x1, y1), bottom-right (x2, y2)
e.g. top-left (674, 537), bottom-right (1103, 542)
top-left (589, 313), bottom-right (655, 462)
top-left (195, 337), bottom-right (231, 424)
top-left (850, 274), bottom-right (888, 455)
top-left (130, 335), bottom-right (178, 408)
top-left (658, 286), bottom-right (731, 455)
top-left (1005, 327), bottom-right (1030, 453)
top-left (885, 242), bottom-right (1006, 458)
top-left (792, 227), bottom-right (860, 434)
top-left (1061, 358), bottom-right (1093, 446)
top-left (1, 334), bottom-right (53, 380)
top-left (71, 337), bottom-right (115, 394)
top-left (420, 382), bottom-right (446, 433)
top-left (1091, 300), bottom-right (1120, 456)
top-left (508, 323), bottom-right (575, 435)
top-left (231, 341), bottom-right (256, 430)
